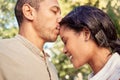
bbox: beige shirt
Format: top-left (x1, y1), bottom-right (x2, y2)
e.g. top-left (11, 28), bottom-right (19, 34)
top-left (0, 35), bottom-right (58, 80)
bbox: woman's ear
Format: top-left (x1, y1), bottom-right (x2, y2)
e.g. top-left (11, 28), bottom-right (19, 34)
top-left (83, 28), bottom-right (91, 41)
top-left (22, 4), bottom-right (35, 20)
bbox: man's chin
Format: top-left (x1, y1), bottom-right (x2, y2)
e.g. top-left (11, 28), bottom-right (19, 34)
top-left (49, 37), bottom-right (57, 42)
top-left (51, 38), bottom-right (57, 42)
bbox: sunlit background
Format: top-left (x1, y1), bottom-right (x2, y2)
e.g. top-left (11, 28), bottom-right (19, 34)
top-left (0, 0), bottom-right (120, 80)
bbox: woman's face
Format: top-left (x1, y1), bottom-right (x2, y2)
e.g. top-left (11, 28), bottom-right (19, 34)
top-left (60, 26), bottom-right (94, 68)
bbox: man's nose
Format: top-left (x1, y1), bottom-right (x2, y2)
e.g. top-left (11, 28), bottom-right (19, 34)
top-left (57, 15), bottom-right (62, 22)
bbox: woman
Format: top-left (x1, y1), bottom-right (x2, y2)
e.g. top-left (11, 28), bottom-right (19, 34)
top-left (60, 6), bottom-right (120, 80)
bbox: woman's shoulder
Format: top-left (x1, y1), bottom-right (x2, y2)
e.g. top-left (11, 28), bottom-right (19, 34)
top-left (112, 52), bottom-right (120, 68)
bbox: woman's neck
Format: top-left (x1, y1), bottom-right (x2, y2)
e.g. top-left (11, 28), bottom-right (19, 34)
top-left (88, 48), bottom-right (112, 74)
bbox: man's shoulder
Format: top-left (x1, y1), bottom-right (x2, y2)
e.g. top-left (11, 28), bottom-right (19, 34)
top-left (0, 37), bottom-right (20, 53)
top-left (0, 37), bottom-right (16, 47)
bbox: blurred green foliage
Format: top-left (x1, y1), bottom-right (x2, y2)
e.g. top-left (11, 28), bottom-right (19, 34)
top-left (0, 0), bottom-right (18, 38)
top-left (0, 0), bottom-right (120, 80)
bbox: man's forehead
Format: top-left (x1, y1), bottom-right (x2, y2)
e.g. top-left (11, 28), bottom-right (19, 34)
top-left (40, 0), bottom-right (59, 6)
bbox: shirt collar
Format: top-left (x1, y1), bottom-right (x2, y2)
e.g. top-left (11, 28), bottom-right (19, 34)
top-left (15, 34), bottom-right (46, 58)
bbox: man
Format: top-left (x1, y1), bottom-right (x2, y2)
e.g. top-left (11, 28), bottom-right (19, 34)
top-left (0, 0), bottom-right (61, 80)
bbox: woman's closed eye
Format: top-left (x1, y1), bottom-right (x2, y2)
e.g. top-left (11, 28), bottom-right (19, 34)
top-left (62, 37), bottom-right (67, 45)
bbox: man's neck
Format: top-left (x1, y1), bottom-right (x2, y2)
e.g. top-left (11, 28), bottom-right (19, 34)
top-left (19, 24), bottom-right (45, 50)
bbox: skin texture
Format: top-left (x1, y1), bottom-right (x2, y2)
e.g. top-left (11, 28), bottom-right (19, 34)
top-left (60, 26), bottom-right (111, 74)
top-left (19, 0), bottom-right (62, 50)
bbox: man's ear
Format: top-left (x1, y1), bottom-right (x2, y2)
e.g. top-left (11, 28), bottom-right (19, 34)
top-left (83, 28), bottom-right (91, 41)
top-left (22, 4), bottom-right (35, 20)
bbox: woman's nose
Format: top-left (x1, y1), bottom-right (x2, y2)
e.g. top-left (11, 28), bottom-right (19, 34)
top-left (63, 47), bottom-right (67, 54)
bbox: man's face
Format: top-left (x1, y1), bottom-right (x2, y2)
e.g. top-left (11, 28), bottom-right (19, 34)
top-left (33, 0), bottom-right (61, 42)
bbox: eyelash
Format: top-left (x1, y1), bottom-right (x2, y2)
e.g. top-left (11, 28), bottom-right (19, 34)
top-left (52, 10), bottom-right (57, 14)
top-left (64, 40), bottom-right (67, 45)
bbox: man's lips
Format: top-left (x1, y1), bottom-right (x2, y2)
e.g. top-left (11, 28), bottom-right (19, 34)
top-left (56, 26), bottom-right (60, 30)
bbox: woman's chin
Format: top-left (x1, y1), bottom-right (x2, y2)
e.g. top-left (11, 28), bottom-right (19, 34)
top-left (72, 60), bottom-right (83, 69)
top-left (72, 62), bottom-right (81, 69)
